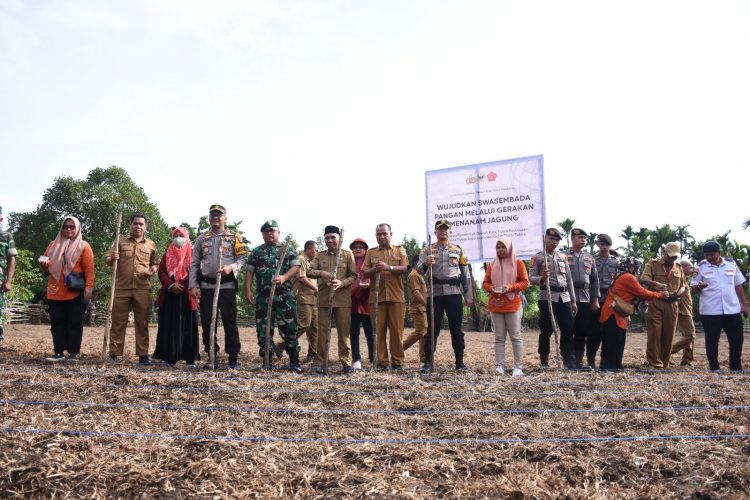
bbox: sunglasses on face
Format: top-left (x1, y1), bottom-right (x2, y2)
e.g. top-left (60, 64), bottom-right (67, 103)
top-left (63, 225), bottom-right (76, 230)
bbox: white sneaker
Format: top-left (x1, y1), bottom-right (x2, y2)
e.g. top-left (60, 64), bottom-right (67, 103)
top-left (352, 360), bottom-right (362, 370)
top-left (495, 366), bottom-right (505, 375)
top-left (512, 368), bottom-right (524, 377)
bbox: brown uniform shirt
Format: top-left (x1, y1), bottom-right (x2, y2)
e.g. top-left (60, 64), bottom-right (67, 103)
top-left (641, 259), bottom-right (686, 294)
top-left (307, 249), bottom-right (357, 308)
top-left (111, 235), bottom-right (158, 290)
top-left (408, 268), bottom-right (427, 312)
top-left (293, 253), bottom-right (317, 306)
top-left (363, 245), bottom-right (408, 304)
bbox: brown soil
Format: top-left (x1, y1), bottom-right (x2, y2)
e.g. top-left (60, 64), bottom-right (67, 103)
top-left (1, 323), bottom-right (748, 498)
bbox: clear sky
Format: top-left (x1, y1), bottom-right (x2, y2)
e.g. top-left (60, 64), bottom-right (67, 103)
top-left (2, 0), bottom-right (749, 255)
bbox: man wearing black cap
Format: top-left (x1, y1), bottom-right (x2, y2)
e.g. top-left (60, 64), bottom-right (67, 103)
top-left (189, 204), bottom-right (247, 368)
top-left (306, 225), bottom-right (358, 373)
top-left (565, 228), bottom-right (600, 369)
top-left (691, 241), bottom-right (749, 371)
top-left (530, 227), bottom-right (578, 368)
top-left (244, 220), bottom-right (301, 371)
top-left (590, 233), bottom-right (619, 368)
top-left (417, 219), bottom-right (474, 371)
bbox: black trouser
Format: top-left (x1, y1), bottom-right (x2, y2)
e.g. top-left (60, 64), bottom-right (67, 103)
top-left (199, 287), bottom-right (241, 355)
top-left (573, 301), bottom-right (593, 364)
top-left (423, 294), bottom-right (465, 364)
top-left (588, 303), bottom-right (605, 365)
top-left (350, 312), bottom-right (374, 363)
top-left (701, 314), bottom-right (744, 371)
top-left (48, 294), bottom-right (87, 355)
top-left (538, 298), bottom-right (575, 365)
top-left (600, 315), bottom-right (626, 370)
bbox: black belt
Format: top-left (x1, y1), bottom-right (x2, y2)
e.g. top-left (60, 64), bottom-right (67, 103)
top-left (600, 287), bottom-right (610, 296)
top-left (200, 275), bottom-right (237, 285)
top-left (574, 284), bottom-right (587, 290)
top-left (433, 277), bottom-right (461, 286)
top-left (549, 285), bottom-right (567, 292)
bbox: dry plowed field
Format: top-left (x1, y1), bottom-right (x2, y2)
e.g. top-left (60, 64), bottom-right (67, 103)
top-left (1, 324), bottom-right (749, 498)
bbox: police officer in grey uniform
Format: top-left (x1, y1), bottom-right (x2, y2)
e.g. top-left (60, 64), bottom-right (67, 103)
top-left (589, 233), bottom-right (619, 368)
top-left (530, 227), bottom-right (578, 368)
top-left (417, 219), bottom-right (474, 371)
top-left (189, 204), bottom-right (248, 369)
top-left (566, 228), bottom-right (600, 369)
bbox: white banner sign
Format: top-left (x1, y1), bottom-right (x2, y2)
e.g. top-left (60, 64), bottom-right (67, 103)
top-left (425, 155), bottom-right (545, 262)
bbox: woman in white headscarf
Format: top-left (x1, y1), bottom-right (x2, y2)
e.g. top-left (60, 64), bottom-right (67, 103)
top-left (39, 216), bottom-right (94, 362)
top-left (482, 237), bottom-right (529, 376)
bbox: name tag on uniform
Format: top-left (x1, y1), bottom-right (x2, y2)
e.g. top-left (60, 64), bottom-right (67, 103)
top-left (703, 270), bottom-right (715, 277)
top-left (725, 269), bottom-right (735, 276)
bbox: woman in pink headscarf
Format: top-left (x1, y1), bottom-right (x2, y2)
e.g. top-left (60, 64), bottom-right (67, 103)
top-left (39, 216), bottom-right (95, 362)
top-left (482, 237), bottom-right (529, 376)
top-left (153, 227), bottom-right (199, 365)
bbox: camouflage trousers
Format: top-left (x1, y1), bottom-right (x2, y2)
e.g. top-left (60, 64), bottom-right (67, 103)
top-left (255, 293), bottom-right (299, 355)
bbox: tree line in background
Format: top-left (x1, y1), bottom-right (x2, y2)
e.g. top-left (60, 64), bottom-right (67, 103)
top-left (4, 166), bottom-right (749, 328)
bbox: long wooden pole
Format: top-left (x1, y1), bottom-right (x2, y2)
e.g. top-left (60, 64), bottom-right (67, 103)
top-left (371, 271), bottom-right (380, 371)
top-left (103, 212), bottom-right (122, 355)
top-left (325, 228), bottom-right (344, 372)
top-left (427, 235), bottom-right (435, 373)
top-left (264, 237), bottom-right (290, 369)
top-left (542, 236), bottom-right (563, 369)
top-left (209, 238), bottom-right (223, 370)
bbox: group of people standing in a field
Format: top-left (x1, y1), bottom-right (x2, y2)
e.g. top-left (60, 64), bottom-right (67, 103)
top-left (1, 204), bottom-right (747, 374)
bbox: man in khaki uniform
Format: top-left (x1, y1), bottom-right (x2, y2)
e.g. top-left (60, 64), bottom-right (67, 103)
top-left (363, 223), bottom-right (409, 370)
top-left (403, 254), bottom-right (428, 362)
top-left (640, 241), bottom-right (686, 368)
top-left (671, 260), bottom-right (696, 365)
top-left (306, 226), bottom-right (357, 373)
top-left (293, 240), bottom-right (319, 362)
top-left (106, 212), bottom-right (159, 365)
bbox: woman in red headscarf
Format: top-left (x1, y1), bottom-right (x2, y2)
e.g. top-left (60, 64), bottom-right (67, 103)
top-left (39, 216), bottom-right (95, 362)
top-left (482, 237), bottom-right (529, 376)
top-left (153, 227), bottom-right (199, 365)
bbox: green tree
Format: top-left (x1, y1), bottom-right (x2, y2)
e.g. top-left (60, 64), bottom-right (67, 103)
top-left (620, 225), bottom-right (634, 254)
top-left (587, 232), bottom-right (598, 253)
top-left (5, 249), bottom-right (46, 303)
top-left (557, 218), bottom-right (575, 249)
top-left (9, 166), bottom-right (170, 302)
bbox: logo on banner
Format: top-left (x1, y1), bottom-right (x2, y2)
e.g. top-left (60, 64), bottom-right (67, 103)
top-left (465, 171), bottom-right (498, 184)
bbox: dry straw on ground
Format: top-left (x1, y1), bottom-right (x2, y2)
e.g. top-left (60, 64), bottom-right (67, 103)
top-left (1, 324), bottom-right (749, 498)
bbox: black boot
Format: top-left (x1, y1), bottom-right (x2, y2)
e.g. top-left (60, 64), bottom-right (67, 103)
top-left (455, 350), bottom-right (468, 371)
top-left (540, 355), bottom-right (549, 368)
top-left (228, 353), bottom-right (238, 369)
top-left (289, 350), bottom-right (302, 373)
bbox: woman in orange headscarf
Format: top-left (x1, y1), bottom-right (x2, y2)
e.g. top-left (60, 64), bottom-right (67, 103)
top-left (153, 227), bottom-right (199, 365)
top-left (482, 237), bottom-right (529, 376)
top-left (39, 216), bottom-right (94, 362)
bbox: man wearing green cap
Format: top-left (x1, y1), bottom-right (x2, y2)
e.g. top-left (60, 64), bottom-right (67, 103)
top-left (244, 220), bottom-right (301, 371)
top-left (0, 207), bottom-right (18, 342)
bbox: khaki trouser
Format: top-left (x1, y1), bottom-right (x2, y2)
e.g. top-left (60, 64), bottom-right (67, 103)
top-left (670, 313), bottom-right (695, 363)
top-left (403, 307), bottom-right (427, 362)
top-left (645, 300), bottom-right (678, 368)
top-left (297, 303), bottom-right (318, 358)
top-left (372, 301), bottom-right (405, 367)
top-left (110, 288), bottom-right (151, 356)
top-left (316, 307), bottom-right (352, 368)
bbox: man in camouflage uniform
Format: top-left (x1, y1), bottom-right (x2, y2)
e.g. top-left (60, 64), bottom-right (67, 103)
top-left (189, 204), bottom-right (248, 369)
top-left (244, 220), bottom-right (301, 372)
top-left (530, 227), bottom-right (578, 369)
top-left (417, 219), bottom-right (474, 372)
top-left (0, 207), bottom-right (18, 342)
top-left (589, 233), bottom-right (619, 368)
top-left (565, 228), bottom-right (600, 370)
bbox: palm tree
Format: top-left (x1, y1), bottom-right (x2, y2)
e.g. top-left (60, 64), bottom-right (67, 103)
top-left (620, 225), bottom-right (634, 254)
top-left (674, 224), bottom-right (693, 258)
top-left (743, 218), bottom-right (750, 230)
top-left (557, 218), bottom-right (575, 249)
top-left (587, 232), bottom-right (598, 253)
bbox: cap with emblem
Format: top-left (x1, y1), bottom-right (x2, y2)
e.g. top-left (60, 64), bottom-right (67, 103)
top-left (260, 220), bottom-right (279, 232)
top-left (209, 204), bottom-right (226, 214)
top-left (571, 228), bottom-right (588, 237)
top-left (324, 225), bottom-right (340, 235)
top-left (435, 220), bottom-right (451, 230)
top-left (702, 240), bottom-right (722, 253)
top-left (545, 228), bottom-right (562, 240)
top-left (596, 233), bottom-right (613, 246)
top-left (664, 241), bottom-right (681, 257)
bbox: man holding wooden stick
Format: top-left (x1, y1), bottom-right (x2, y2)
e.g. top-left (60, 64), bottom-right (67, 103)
top-left (306, 225), bottom-right (357, 373)
top-left (105, 212), bottom-right (158, 365)
top-left (189, 204), bottom-right (247, 369)
top-left (244, 220), bottom-right (301, 372)
top-left (363, 223), bottom-right (408, 371)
